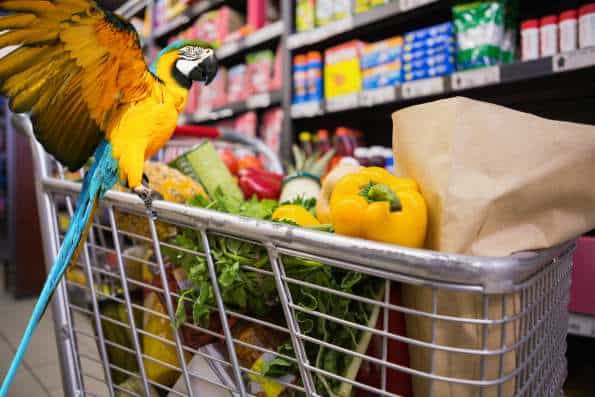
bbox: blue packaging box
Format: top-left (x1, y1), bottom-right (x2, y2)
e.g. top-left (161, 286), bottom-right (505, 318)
top-left (360, 37), bottom-right (403, 69)
top-left (401, 45), bottom-right (456, 62)
top-left (404, 22), bottom-right (454, 43)
top-left (403, 35), bottom-right (455, 53)
top-left (403, 54), bottom-right (455, 72)
top-left (362, 61), bottom-right (402, 90)
top-left (403, 63), bottom-right (455, 82)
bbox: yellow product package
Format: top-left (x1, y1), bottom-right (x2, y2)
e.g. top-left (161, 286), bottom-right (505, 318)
top-left (324, 41), bottom-right (364, 98)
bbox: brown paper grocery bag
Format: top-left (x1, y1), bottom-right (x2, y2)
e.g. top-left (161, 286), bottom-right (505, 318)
top-left (392, 96), bottom-right (595, 256)
top-left (392, 97), bottom-right (595, 396)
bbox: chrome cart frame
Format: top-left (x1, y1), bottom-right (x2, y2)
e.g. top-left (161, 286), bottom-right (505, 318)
top-left (16, 114), bottom-right (573, 397)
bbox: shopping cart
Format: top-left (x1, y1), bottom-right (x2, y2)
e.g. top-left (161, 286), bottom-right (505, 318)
top-left (14, 113), bottom-right (573, 397)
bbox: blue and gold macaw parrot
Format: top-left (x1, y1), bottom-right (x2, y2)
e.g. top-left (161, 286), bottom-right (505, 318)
top-left (0, 1), bottom-right (217, 394)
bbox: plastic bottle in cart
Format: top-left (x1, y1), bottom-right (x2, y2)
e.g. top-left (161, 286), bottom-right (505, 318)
top-left (559, 10), bottom-right (578, 53)
top-left (293, 55), bottom-right (308, 103)
top-left (579, 4), bottom-right (595, 49)
top-left (306, 51), bottom-right (323, 102)
top-left (315, 129), bottom-right (332, 154)
top-left (540, 15), bottom-right (559, 57)
top-left (521, 19), bottom-right (540, 60)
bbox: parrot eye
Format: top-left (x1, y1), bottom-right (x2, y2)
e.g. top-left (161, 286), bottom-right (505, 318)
top-left (179, 46), bottom-right (203, 61)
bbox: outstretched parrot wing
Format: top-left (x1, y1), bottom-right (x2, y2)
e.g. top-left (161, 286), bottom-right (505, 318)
top-left (0, 0), bottom-right (160, 169)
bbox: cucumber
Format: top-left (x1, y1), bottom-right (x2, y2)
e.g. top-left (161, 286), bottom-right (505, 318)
top-left (170, 141), bottom-right (244, 202)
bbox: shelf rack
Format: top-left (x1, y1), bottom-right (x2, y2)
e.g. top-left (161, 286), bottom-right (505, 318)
top-left (119, 0), bottom-right (595, 159)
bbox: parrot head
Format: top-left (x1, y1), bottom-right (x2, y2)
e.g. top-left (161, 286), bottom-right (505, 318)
top-left (151, 40), bottom-right (218, 88)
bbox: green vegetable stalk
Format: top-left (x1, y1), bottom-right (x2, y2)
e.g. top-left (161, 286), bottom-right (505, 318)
top-left (163, 188), bottom-right (384, 396)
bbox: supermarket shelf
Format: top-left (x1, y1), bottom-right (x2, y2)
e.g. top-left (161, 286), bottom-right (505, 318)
top-left (182, 90), bottom-right (282, 123)
top-left (116, 0), bottom-right (147, 19)
top-left (216, 21), bottom-right (283, 60)
top-left (152, 0), bottom-right (224, 41)
top-left (568, 313), bottom-right (595, 338)
top-left (287, 0), bottom-right (442, 50)
top-left (291, 47), bottom-right (595, 119)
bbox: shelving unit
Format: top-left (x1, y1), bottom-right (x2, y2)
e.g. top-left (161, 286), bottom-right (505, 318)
top-left (291, 47), bottom-right (595, 117)
top-left (116, 0), bottom-right (595, 159)
top-left (182, 89), bottom-right (282, 123)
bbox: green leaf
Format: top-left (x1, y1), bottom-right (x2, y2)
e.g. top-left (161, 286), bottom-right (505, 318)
top-left (174, 290), bottom-right (193, 328)
top-left (280, 196), bottom-right (317, 213)
top-left (219, 262), bottom-right (240, 288)
top-left (340, 272), bottom-right (362, 291)
top-left (261, 357), bottom-right (294, 378)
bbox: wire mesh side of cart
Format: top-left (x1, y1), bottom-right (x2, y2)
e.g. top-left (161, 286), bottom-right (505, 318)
top-left (24, 126), bottom-right (572, 397)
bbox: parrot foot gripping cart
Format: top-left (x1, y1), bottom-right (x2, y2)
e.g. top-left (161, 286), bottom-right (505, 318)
top-left (17, 114), bottom-right (573, 397)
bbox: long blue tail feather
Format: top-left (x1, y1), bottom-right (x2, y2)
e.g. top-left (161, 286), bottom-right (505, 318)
top-left (0, 140), bottom-right (118, 397)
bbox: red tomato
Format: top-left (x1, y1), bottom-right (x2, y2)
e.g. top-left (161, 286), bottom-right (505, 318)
top-left (219, 149), bottom-right (239, 175)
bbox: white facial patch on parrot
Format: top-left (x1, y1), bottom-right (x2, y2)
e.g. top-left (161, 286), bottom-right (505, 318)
top-left (175, 47), bottom-right (215, 78)
top-left (175, 58), bottom-right (200, 78)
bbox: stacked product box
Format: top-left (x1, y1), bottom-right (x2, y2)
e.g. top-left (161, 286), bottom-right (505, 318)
top-left (360, 36), bottom-right (403, 91)
top-left (324, 41), bottom-right (364, 99)
top-left (402, 22), bottom-right (456, 82)
top-left (247, 50), bottom-right (275, 95)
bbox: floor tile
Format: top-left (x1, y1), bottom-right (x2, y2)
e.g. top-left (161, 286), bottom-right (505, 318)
top-left (0, 301), bottom-right (60, 367)
top-left (6, 367), bottom-right (49, 397)
top-left (31, 362), bottom-right (63, 392)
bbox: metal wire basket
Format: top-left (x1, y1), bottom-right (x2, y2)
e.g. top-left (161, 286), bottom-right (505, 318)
top-left (15, 114), bottom-right (573, 397)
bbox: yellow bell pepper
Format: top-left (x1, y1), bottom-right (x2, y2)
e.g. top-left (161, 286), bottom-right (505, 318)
top-left (272, 204), bottom-right (320, 227)
top-left (329, 167), bottom-right (427, 247)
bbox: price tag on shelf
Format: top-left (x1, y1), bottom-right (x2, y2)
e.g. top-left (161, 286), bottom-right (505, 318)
top-left (401, 77), bottom-right (444, 99)
top-left (326, 94), bottom-right (359, 113)
top-left (451, 66), bottom-right (500, 91)
top-left (329, 16), bottom-right (354, 36)
top-left (553, 47), bottom-right (595, 73)
top-left (288, 31), bottom-right (313, 49)
top-left (246, 93), bottom-right (271, 109)
top-left (215, 108), bottom-right (233, 119)
top-left (291, 101), bottom-right (323, 118)
top-left (217, 41), bottom-right (241, 59)
top-left (401, 0), bottom-right (436, 12)
top-left (360, 87), bottom-right (397, 107)
top-left (246, 21), bottom-right (283, 47)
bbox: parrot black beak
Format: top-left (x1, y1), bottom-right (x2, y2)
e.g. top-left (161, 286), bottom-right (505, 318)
top-left (190, 52), bottom-right (218, 85)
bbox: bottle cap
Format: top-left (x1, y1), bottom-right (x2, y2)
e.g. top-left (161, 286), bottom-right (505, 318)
top-left (293, 54), bottom-right (306, 64)
top-left (335, 127), bottom-right (349, 136)
top-left (540, 15), bottom-right (558, 26)
top-left (299, 131), bottom-right (311, 141)
top-left (579, 4), bottom-right (595, 17)
top-left (316, 129), bottom-right (329, 139)
top-left (521, 19), bottom-right (539, 30)
top-left (559, 10), bottom-right (578, 22)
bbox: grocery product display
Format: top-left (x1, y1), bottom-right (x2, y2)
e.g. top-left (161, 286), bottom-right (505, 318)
top-left (1, 1), bottom-right (595, 397)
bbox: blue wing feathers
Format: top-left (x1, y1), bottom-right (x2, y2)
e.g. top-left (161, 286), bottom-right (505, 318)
top-left (0, 140), bottom-right (119, 397)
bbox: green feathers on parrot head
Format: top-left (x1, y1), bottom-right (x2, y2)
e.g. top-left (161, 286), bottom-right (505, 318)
top-left (151, 40), bottom-right (218, 87)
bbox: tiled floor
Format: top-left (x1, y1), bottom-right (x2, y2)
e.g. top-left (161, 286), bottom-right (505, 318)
top-left (0, 271), bottom-right (106, 397)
